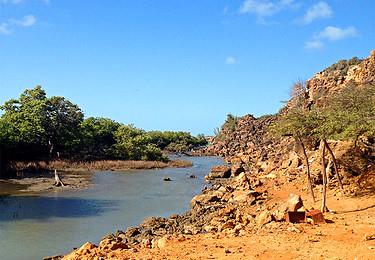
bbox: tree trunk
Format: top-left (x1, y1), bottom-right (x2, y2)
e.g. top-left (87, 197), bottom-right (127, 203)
top-left (321, 140), bottom-right (329, 212)
top-left (323, 139), bottom-right (343, 190)
top-left (298, 137), bottom-right (315, 202)
top-left (54, 170), bottom-right (65, 187)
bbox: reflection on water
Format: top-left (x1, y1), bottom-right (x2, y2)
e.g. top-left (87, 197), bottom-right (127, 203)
top-left (0, 196), bottom-right (119, 221)
top-left (0, 156), bottom-right (222, 260)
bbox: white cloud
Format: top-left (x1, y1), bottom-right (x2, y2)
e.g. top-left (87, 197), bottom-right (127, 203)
top-left (303, 1), bottom-right (332, 24)
top-left (0, 0), bottom-right (23, 4)
top-left (304, 26), bottom-right (358, 50)
top-left (1, 0), bottom-right (49, 4)
top-left (239, 0), bottom-right (296, 17)
top-left (226, 56), bottom-right (237, 65)
top-left (9, 15), bottom-right (36, 27)
top-left (304, 39), bottom-right (323, 50)
top-left (0, 15), bottom-right (36, 35)
top-left (0, 22), bottom-right (11, 34)
top-left (317, 26), bottom-right (357, 41)
top-left (240, 0), bottom-right (277, 16)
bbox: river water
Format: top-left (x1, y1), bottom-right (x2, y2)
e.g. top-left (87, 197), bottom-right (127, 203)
top-left (0, 156), bottom-right (223, 260)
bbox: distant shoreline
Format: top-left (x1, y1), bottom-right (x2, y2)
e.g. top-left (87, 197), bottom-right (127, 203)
top-left (0, 159), bottom-right (194, 195)
top-left (10, 158), bottom-right (193, 173)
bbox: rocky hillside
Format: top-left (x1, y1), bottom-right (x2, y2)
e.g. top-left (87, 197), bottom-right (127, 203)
top-left (207, 50), bottom-right (375, 183)
top-left (306, 50), bottom-right (375, 107)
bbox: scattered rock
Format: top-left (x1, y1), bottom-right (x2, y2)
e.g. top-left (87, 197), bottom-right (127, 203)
top-left (256, 211), bottom-right (273, 226)
top-left (364, 234), bottom-right (375, 241)
top-left (110, 242), bottom-right (129, 250)
top-left (156, 236), bottom-right (170, 249)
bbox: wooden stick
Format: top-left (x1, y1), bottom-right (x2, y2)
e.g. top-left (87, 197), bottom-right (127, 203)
top-left (324, 139), bottom-right (344, 190)
top-left (298, 137), bottom-right (315, 202)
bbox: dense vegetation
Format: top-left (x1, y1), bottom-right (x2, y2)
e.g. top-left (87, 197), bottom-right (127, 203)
top-left (0, 86), bottom-right (207, 176)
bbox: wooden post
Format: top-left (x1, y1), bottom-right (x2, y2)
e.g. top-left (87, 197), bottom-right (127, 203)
top-left (321, 140), bottom-right (329, 212)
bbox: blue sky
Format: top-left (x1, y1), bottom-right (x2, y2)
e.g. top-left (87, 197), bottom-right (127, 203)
top-left (0, 0), bottom-right (374, 135)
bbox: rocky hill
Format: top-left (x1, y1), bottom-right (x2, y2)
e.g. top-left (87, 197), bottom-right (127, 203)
top-left (207, 50), bottom-right (375, 184)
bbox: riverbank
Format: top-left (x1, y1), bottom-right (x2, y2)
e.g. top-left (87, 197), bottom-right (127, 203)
top-left (51, 163), bottom-right (375, 260)
top-left (0, 171), bottom-right (92, 195)
top-left (0, 159), bottom-right (193, 195)
top-left (12, 159), bottom-right (192, 172)
top-left (0, 156), bottom-right (222, 260)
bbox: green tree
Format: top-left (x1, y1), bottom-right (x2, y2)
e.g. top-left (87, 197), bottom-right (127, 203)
top-left (110, 125), bottom-right (166, 161)
top-left (0, 86), bottom-right (49, 161)
top-left (45, 96), bottom-right (84, 157)
top-left (270, 81), bottom-right (317, 202)
top-left (270, 108), bottom-right (317, 202)
top-left (78, 117), bottom-right (121, 159)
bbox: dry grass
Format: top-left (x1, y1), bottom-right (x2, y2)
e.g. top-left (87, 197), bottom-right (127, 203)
top-left (12, 159), bottom-right (193, 172)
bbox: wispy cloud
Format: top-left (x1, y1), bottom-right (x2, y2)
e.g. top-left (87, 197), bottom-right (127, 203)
top-left (318, 26), bottom-right (357, 41)
top-left (1, 0), bottom-right (49, 4)
top-left (302, 1), bottom-right (332, 24)
top-left (305, 26), bottom-right (358, 50)
top-left (0, 15), bottom-right (37, 35)
top-left (226, 56), bottom-right (237, 65)
top-left (9, 15), bottom-right (36, 27)
top-left (0, 0), bottom-right (23, 4)
top-left (239, 0), bottom-right (297, 22)
top-left (0, 22), bottom-right (11, 34)
top-left (304, 39), bottom-right (324, 50)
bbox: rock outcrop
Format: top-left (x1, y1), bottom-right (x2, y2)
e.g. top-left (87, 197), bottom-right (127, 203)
top-left (207, 50), bottom-right (375, 184)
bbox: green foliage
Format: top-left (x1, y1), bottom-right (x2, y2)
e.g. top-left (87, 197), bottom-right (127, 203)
top-left (324, 57), bottom-right (363, 76)
top-left (224, 114), bottom-right (238, 132)
top-left (314, 84), bottom-right (375, 141)
top-left (0, 86), bottom-right (209, 173)
top-left (0, 86), bottom-right (48, 145)
top-left (77, 117), bottom-right (121, 159)
top-left (110, 125), bottom-right (167, 161)
top-left (45, 96), bottom-right (84, 154)
top-left (269, 108), bottom-right (316, 140)
top-left (147, 131), bottom-right (207, 152)
top-left (271, 84), bottom-right (375, 143)
top-left (214, 113), bottom-right (238, 141)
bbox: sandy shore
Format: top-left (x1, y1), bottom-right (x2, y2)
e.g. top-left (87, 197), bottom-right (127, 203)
top-left (1, 171), bottom-right (92, 195)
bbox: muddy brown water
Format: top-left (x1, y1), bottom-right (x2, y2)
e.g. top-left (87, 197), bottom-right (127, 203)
top-left (0, 156), bottom-right (223, 260)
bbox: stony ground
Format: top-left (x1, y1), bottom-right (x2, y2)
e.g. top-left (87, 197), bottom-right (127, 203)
top-left (57, 168), bottom-right (375, 260)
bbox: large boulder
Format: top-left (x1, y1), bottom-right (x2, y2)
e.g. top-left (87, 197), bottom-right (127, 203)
top-left (205, 165), bottom-right (231, 180)
top-left (190, 190), bottom-right (224, 207)
top-left (231, 159), bottom-right (245, 176)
